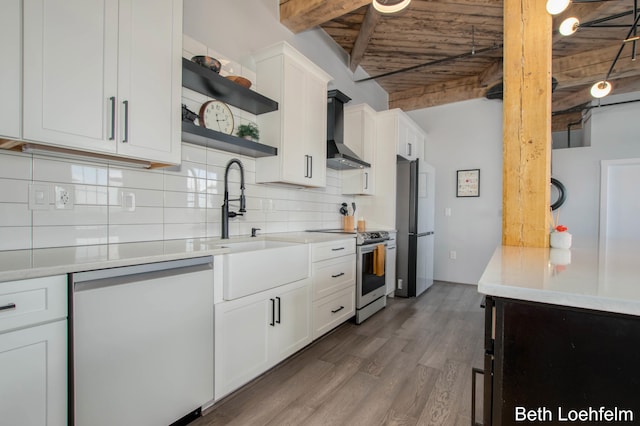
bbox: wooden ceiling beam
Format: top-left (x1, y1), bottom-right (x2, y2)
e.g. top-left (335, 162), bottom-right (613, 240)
top-left (552, 110), bottom-right (584, 133)
top-left (553, 47), bottom-right (640, 89)
top-left (478, 59), bottom-right (503, 86)
top-left (349, 5), bottom-right (381, 72)
top-left (388, 75), bottom-right (487, 110)
top-left (279, 0), bottom-right (370, 33)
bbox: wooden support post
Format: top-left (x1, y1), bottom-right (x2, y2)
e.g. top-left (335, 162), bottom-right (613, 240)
top-left (502, 0), bottom-right (552, 247)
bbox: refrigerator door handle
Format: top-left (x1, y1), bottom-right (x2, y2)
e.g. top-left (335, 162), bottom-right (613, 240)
top-left (412, 232), bottom-right (433, 237)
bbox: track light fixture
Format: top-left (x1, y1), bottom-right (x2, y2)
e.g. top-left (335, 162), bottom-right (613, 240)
top-left (546, 0), bottom-right (571, 15)
top-left (549, 1), bottom-right (640, 99)
top-left (559, 17), bottom-right (580, 36)
top-left (372, 0), bottom-right (411, 14)
top-left (590, 80), bottom-right (613, 98)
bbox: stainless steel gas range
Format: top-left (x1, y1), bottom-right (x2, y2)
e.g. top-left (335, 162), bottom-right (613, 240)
top-left (308, 229), bottom-right (390, 323)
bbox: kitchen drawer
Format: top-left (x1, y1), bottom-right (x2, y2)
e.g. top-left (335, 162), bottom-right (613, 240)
top-left (0, 275), bottom-right (67, 334)
top-left (312, 286), bottom-right (355, 340)
top-left (312, 238), bottom-right (356, 262)
top-left (312, 254), bottom-right (356, 301)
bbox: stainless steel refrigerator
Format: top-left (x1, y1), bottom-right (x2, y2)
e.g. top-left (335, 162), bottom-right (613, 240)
top-left (395, 158), bottom-right (435, 297)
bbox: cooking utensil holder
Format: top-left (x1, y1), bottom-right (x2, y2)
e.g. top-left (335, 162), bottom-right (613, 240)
top-left (343, 216), bottom-right (354, 232)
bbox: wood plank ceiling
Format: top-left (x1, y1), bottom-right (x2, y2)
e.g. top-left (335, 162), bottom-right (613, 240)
top-left (280, 0), bottom-right (640, 131)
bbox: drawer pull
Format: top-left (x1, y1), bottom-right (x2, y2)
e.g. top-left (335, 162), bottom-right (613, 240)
top-left (0, 303), bottom-right (16, 312)
top-left (331, 272), bottom-right (345, 278)
top-left (331, 306), bottom-right (345, 314)
top-left (331, 247), bottom-right (345, 251)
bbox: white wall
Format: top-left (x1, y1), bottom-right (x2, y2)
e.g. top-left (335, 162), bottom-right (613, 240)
top-left (408, 98), bottom-right (503, 285)
top-left (552, 92), bottom-right (640, 239)
top-left (183, 0), bottom-right (388, 111)
top-left (407, 91), bottom-right (640, 285)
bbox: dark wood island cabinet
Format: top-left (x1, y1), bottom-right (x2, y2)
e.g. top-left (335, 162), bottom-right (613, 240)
top-left (482, 296), bottom-right (640, 425)
top-left (478, 241), bottom-right (640, 425)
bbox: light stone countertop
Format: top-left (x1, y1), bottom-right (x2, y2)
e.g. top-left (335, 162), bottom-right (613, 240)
top-left (0, 232), bottom-right (356, 283)
top-left (478, 238), bottom-right (640, 316)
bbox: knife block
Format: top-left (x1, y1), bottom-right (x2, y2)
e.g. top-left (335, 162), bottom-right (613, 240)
top-left (343, 216), bottom-right (354, 232)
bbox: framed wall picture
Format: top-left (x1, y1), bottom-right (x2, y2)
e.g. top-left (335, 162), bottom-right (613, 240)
top-left (457, 169), bottom-right (480, 197)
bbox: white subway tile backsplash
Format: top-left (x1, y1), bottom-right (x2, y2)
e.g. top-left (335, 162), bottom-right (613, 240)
top-left (0, 151), bottom-right (32, 180)
top-left (0, 203), bottom-right (30, 226)
top-left (33, 225), bottom-right (108, 249)
top-left (183, 34), bottom-right (207, 59)
top-left (109, 224), bottom-right (164, 244)
top-left (33, 206), bottom-right (108, 226)
top-left (164, 207), bottom-right (207, 224)
top-left (0, 179), bottom-right (30, 203)
top-left (108, 188), bottom-right (163, 208)
top-left (33, 157), bottom-right (108, 186)
top-left (181, 144), bottom-right (208, 164)
top-left (108, 167), bottom-right (163, 190)
top-left (164, 223), bottom-right (207, 240)
top-left (109, 206), bottom-right (163, 225)
top-left (0, 227), bottom-right (31, 250)
top-left (0, 134), bottom-right (354, 250)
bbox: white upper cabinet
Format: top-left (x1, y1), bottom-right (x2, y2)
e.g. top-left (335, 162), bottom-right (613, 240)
top-left (254, 42), bottom-right (332, 187)
top-left (0, 0), bottom-right (21, 140)
top-left (396, 111), bottom-right (425, 161)
top-left (23, 0), bottom-right (182, 165)
top-left (342, 103), bottom-right (377, 195)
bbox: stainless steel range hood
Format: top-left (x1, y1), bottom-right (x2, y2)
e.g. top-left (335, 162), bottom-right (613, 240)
top-left (326, 90), bottom-right (371, 170)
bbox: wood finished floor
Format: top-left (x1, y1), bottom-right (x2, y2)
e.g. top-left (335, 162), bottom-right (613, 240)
top-left (193, 281), bottom-right (485, 426)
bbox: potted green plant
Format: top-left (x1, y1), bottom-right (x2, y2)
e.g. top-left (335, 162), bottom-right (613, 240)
top-left (236, 123), bottom-right (259, 141)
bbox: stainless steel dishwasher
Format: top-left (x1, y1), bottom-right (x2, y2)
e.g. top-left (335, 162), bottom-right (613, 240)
top-left (70, 257), bottom-right (214, 426)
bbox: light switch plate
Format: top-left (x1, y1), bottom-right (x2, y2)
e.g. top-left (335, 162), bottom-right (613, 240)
top-left (29, 183), bottom-right (51, 210)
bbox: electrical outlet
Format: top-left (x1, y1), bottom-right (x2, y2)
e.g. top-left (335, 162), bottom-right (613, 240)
top-left (445, 207), bottom-right (452, 217)
top-left (450, 250), bottom-right (457, 260)
top-left (54, 185), bottom-right (74, 210)
top-left (397, 278), bottom-right (403, 290)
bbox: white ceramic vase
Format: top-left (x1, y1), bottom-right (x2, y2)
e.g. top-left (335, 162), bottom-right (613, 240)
top-left (550, 231), bottom-right (572, 249)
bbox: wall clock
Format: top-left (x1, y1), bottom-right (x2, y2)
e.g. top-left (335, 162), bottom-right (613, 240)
top-left (199, 100), bottom-right (234, 134)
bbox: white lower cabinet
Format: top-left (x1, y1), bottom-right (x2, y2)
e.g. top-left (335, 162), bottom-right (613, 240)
top-left (312, 286), bottom-right (355, 339)
top-left (311, 239), bottom-right (356, 340)
top-left (215, 278), bottom-right (311, 399)
top-left (0, 275), bottom-right (68, 426)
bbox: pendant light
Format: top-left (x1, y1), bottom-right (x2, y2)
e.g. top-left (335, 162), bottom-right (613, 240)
top-left (372, 0), bottom-right (411, 14)
top-left (546, 0), bottom-right (571, 15)
top-left (590, 80), bottom-right (613, 98)
top-left (559, 17), bottom-right (580, 36)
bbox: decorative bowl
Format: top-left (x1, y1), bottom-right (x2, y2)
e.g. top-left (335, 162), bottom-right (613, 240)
top-left (191, 55), bottom-right (221, 73)
top-left (226, 75), bottom-right (252, 89)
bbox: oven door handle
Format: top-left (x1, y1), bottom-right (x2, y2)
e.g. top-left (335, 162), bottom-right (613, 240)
top-left (358, 242), bottom-right (387, 254)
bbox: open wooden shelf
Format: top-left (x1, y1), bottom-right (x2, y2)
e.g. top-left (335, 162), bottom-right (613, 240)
top-left (181, 122), bottom-right (277, 158)
top-left (182, 58), bottom-right (278, 115)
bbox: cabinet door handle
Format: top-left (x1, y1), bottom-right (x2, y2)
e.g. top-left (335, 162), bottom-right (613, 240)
top-left (331, 272), bottom-right (345, 278)
top-left (364, 172), bottom-right (369, 190)
top-left (331, 247), bottom-right (345, 251)
top-left (270, 298), bottom-right (275, 326)
top-left (304, 155), bottom-right (309, 178)
top-left (109, 96), bottom-right (116, 140)
top-left (0, 303), bottom-right (16, 312)
top-left (309, 155), bottom-right (313, 178)
top-left (408, 142), bottom-right (412, 156)
top-left (331, 306), bottom-right (345, 314)
top-left (122, 100), bottom-right (129, 143)
top-left (275, 296), bottom-right (281, 324)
